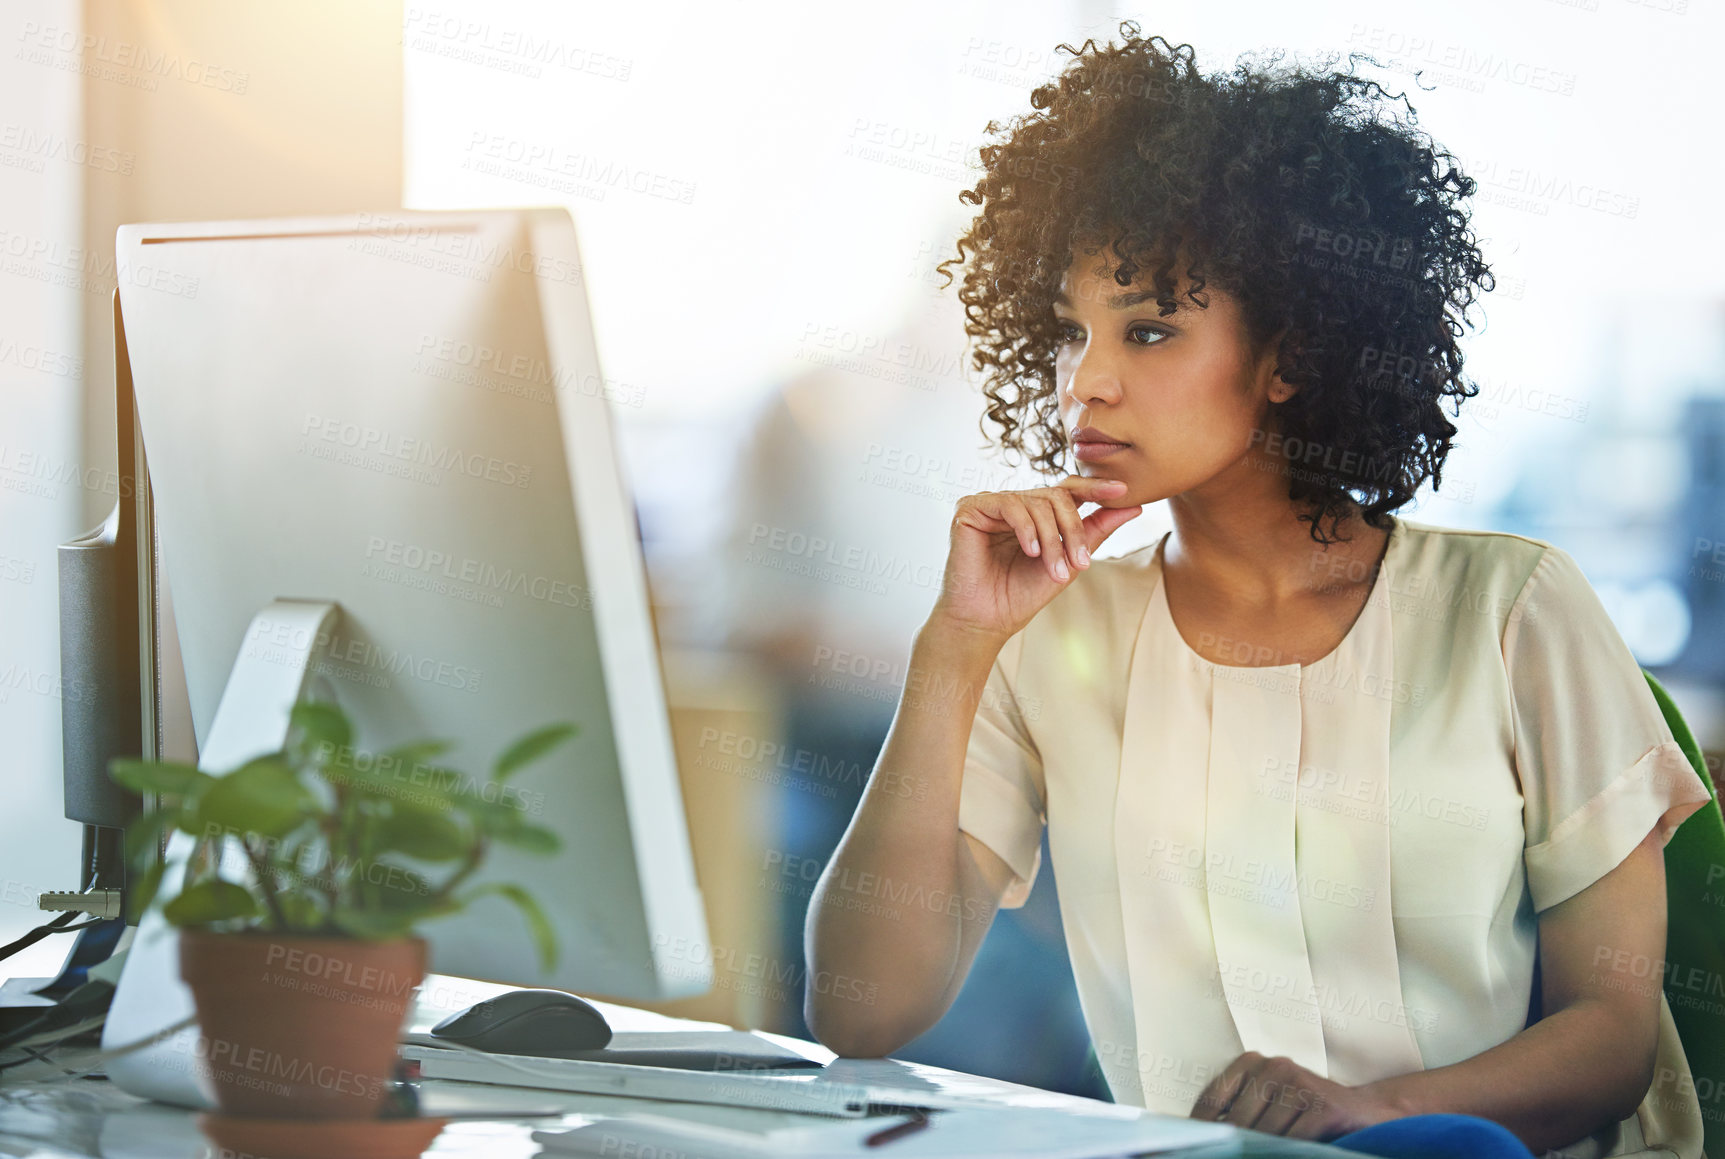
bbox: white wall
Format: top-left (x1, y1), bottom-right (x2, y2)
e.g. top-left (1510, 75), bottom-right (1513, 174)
top-left (79, 0), bottom-right (406, 529)
top-left (0, 0), bottom-right (403, 980)
top-left (401, 0), bottom-right (1725, 672)
top-left (0, 0), bottom-right (92, 980)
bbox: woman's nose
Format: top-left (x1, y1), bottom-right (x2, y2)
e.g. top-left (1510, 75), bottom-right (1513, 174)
top-left (1063, 345), bottom-right (1124, 408)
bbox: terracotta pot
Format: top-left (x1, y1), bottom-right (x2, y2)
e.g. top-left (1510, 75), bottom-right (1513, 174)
top-left (178, 929), bottom-right (426, 1120)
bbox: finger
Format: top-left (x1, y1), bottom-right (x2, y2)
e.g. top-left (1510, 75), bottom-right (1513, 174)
top-left (1189, 1080), bottom-right (1224, 1121)
top-left (1219, 1058), bottom-right (1275, 1128)
top-left (1248, 1079), bottom-right (1311, 1136)
top-left (1080, 504), bottom-right (1144, 555)
top-left (1023, 497), bottom-right (1069, 583)
top-left (1281, 1103), bottom-right (1336, 1142)
top-left (1042, 488), bottom-right (1091, 570)
top-left (963, 493), bottom-right (1040, 558)
top-left (996, 496), bottom-right (1044, 560)
top-left (1190, 1056), bottom-right (1253, 1121)
top-left (1228, 1060), bottom-right (1302, 1133)
top-left (1056, 474), bottom-right (1132, 504)
top-left (1226, 1085), bottom-right (1272, 1129)
top-left (1227, 1061), bottom-right (1306, 1131)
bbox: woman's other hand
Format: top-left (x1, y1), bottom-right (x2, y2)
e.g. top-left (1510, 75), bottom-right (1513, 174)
top-left (1190, 1051), bottom-right (1410, 1139)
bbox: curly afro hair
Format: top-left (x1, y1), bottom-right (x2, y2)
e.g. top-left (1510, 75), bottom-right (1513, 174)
top-left (936, 22), bottom-right (1495, 546)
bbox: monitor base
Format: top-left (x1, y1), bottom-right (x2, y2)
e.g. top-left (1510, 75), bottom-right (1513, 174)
top-left (100, 598), bottom-right (341, 1110)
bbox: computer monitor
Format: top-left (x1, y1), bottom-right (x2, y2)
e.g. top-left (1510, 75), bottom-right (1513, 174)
top-left (98, 208), bottom-right (712, 1105)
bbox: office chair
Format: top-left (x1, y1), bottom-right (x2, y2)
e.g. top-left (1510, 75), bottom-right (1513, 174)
top-left (1648, 668), bottom-right (1725, 1159)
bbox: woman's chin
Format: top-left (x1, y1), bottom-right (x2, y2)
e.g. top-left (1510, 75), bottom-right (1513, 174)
top-left (1096, 486), bottom-right (1151, 508)
top-left (1072, 465), bottom-right (1150, 507)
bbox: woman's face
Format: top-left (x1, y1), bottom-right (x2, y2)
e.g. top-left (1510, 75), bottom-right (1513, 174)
top-left (1052, 252), bottom-right (1293, 509)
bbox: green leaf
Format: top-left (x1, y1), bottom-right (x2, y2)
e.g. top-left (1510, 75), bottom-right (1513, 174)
top-left (320, 739), bottom-right (455, 804)
top-left (459, 795), bottom-right (556, 848)
top-left (380, 739), bottom-right (453, 775)
top-left (110, 759), bottom-right (213, 799)
top-left (489, 822), bottom-right (561, 855)
top-left (193, 756), bottom-right (315, 840)
top-left (269, 851), bottom-right (350, 908)
top-left (329, 906), bottom-right (419, 940)
top-left (493, 723), bottom-right (578, 782)
top-left (367, 864), bottom-right (437, 908)
top-left (461, 882), bottom-right (559, 972)
top-left (319, 752), bottom-right (390, 796)
top-left (276, 888), bottom-right (326, 932)
top-left (331, 879), bottom-right (453, 939)
top-left (372, 801), bottom-right (468, 862)
top-left (162, 879), bottom-right (260, 927)
top-left (327, 756), bottom-right (463, 812)
top-left (290, 700), bottom-right (352, 756)
top-left (418, 766), bottom-right (479, 803)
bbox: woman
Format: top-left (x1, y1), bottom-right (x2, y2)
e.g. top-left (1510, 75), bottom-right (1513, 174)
top-left (801, 24), bottom-right (1715, 1158)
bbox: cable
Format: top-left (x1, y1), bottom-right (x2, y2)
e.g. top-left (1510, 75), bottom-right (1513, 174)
top-left (13, 1044), bottom-right (58, 1069)
top-left (0, 980), bottom-right (115, 1057)
top-left (0, 912), bottom-right (80, 963)
top-left (0, 900), bottom-right (117, 967)
top-left (45, 918), bottom-right (105, 936)
top-left (0, 1011), bottom-right (201, 1082)
top-left (0, 913), bottom-right (124, 1078)
top-left (0, 1014), bottom-right (112, 1073)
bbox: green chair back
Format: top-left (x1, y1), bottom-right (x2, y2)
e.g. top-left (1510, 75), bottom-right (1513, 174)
top-left (1649, 668), bottom-right (1725, 1158)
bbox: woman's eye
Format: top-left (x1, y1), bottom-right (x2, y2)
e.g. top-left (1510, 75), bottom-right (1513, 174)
top-left (1055, 321), bottom-right (1165, 347)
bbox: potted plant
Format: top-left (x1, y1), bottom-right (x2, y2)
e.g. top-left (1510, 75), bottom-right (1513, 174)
top-left (111, 701), bottom-right (573, 1125)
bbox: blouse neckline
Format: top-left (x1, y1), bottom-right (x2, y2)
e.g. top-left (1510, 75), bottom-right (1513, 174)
top-left (1150, 514), bottom-right (1404, 675)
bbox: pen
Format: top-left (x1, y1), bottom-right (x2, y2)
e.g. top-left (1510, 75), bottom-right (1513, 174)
top-left (865, 1108), bottom-right (931, 1148)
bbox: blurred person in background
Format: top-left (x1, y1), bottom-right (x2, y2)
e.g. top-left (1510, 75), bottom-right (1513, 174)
top-left (712, 285), bottom-right (1106, 1096)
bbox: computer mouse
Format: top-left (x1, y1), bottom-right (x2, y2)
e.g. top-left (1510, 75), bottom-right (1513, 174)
top-left (429, 988), bottom-right (614, 1057)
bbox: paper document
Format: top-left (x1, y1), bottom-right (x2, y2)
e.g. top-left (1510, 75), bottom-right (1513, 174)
top-left (532, 1105), bottom-right (1235, 1158)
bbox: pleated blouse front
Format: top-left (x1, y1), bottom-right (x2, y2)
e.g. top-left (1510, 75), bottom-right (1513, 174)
top-left (956, 516), bottom-right (1713, 1157)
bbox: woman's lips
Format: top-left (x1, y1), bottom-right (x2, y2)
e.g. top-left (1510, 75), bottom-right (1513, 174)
top-left (1074, 440), bottom-right (1132, 462)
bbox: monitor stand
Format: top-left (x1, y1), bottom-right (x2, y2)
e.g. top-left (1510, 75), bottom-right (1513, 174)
top-left (101, 598), bottom-right (340, 1109)
top-left (98, 597), bottom-right (740, 1105)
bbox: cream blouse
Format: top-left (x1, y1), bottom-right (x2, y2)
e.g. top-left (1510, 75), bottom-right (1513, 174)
top-left (957, 515), bottom-right (1714, 1157)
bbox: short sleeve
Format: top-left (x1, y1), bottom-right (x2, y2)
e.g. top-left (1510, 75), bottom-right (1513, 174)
top-left (1504, 544), bottom-right (1714, 913)
top-left (957, 629), bottom-right (1047, 910)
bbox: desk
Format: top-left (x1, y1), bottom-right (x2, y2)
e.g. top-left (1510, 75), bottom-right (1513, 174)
top-left (0, 1061), bottom-right (1367, 1157)
top-left (0, 1063), bottom-right (1365, 1158)
top-left (0, 975), bottom-right (1363, 1158)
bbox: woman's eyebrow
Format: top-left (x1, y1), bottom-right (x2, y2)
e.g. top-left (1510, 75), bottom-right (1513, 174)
top-left (1053, 288), bottom-right (1164, 309)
